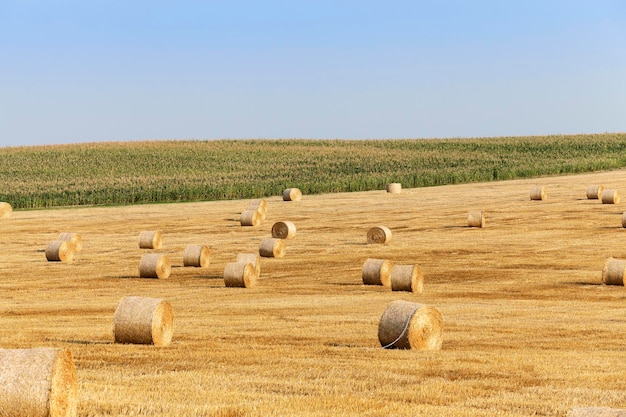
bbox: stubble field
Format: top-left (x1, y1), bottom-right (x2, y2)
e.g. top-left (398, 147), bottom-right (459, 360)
top-left (1, 169), bottom-right (626, 416)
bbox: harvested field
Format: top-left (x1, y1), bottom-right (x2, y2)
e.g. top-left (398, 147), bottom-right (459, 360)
top-left (1, 169), bottom-right (626, 416)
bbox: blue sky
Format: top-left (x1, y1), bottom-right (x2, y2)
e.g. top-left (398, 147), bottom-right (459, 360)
top-left (1, 1), bottom-right (625, 147)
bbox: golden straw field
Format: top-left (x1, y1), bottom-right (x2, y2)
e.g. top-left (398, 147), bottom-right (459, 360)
top-left (1, 168), bottom-right (626, 416)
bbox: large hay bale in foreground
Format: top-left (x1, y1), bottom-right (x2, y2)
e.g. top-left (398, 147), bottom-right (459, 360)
top-left (113, 296), bottom-right (173, 347)
top-left (378, 300), bottom-right (443, 350)
top-left (58, 232), bottom-right (82, 252)
top-left (282, 188), bottom-right (302, 201)
top-left (183, 245), bottom-right (210, 268)
top-left (467, 210), bottom-right (485, 228)
top-left (367, 226), bottom-right (392, 244)
top-left (271, 221), bottom-right (297, 239)
top-left (224, 262), bottom-right (256, 288)
top-left (567, 407), bottom-right (626, 417)
top-left (0, 202), bottom-right (12, 218)
top-left (386, 183), bottom-right (402, 194)
top-left (240, 210), bottom-right (261, 226)
top-left (259, 238), bottom-right (286, 258)
top-left (45, 241), bottom-right (75, 263)
top-left (530, 185), bottom-right (546, 201)
top-left (586, 185), bottom-right (605, 200)
top-left (139, 253), bottom-right (171, 279)
top-left (138, 231), bottom-right (162, 249)
top-left (362, 258), bottom-right (392, 287)
top-left (390, 264), bottom-right (424, 293)
top-left (601, 189), bottom-right (620, 204)
top-left (237, 253), bottom-right (261, 278)
top-left (0, 347), bottom-right (78, 417)
top-left (601, 257), bottom-right (626, 286)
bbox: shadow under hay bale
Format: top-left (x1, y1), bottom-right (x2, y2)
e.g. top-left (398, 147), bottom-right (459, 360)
top-left (139, 230), bottom-right (162, 249)
top-left (467, 210), bottom-right (485, 228)
top-left (271, 221), bottom-right (296, 239)
top-left (58, 232), bottom-right (82, 252)
top-left (113, 296), bottom-right (173, 347)
top-left (45, 240), bottom-right (75, 263)
top-left (367, 226), bottom-right (392, 244)
top-left (224, 261), bottom-right (256, 288)
top-left (183, 245), bottom-right (210, 268)
top-left (601, 257), bottom-right (626, 286)
top-left (282, 188), bottom-right (302, 201)
top-left (259, 238), bottom-right (286, 258)
top-left (139, 253), bottom-right (171, 279)
top-left (390, 264), bottom-right (424, 293)
top-left (530, 185), bottom-right (546, 201)
top-left (586, 185), bottom-right (605, 200)
top-left (361, 258), bottom-right (392, 287)
top-left (378, 300), bottom-right (443, 350)
top-left (0, 347), bottom-right (78, 417)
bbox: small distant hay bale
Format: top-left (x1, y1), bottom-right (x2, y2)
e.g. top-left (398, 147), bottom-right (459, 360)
top-left (282, 188), bottom-right (302, 201)
top-left (139, 253), bottom-right (171, 279)
top-left (259, 238), bottom-right (286, 258)
top-left (367, 226), bottom-right (392, 244)
top-left (45, 240), bottom-right (75, 263)
top-left (622, 212), bottom-right (626, 228)
top-left (0, 348), bottom-right (78, 417)
top-left (113, 296), bottom-right (173, 347)
top-left (247, 199), bottom-right (268, 220)
top-left (530, 185), bottom-right (546, 201)
top-left (467, 210), bottom-right (485, 228)
top-left (271, 221), bottom-right (297, 239)
top-left (601, 189), bottom-right (620, 204)
top-left (586, 185), bottom-right (605, 200)
top-left (224, 261), bottom-right (256, 288)
top-left (183, 245), bottom-right (210, 268)
top-left (240, 209), bottom-right (262, 227)
top-left (601, 257), bottom-right (626, 286)
top-left (58, 232), bottom-right (82, 252)
top-left (390, 264), bottom-right (424, 293)
top-left (0, 202), bottom-right (12, 218)
top-left (361, 258), bottom-right (392, 287)
top-left (237, 253), bottom-right (261, 278)
top-left (386, 183), bottom-right (402, 194)
top-left (567, 407), bottom-right (626, 417)
top-left (139, 230), bottom-right (162, 249)
top-left (378, 300), bottom-right (443, 350)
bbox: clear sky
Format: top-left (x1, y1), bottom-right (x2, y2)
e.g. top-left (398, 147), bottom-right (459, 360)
top-left (1, 1), bottom-right (625, 147)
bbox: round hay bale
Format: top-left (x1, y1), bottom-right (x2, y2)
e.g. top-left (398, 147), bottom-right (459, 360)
top-left (237, 253), bottom-right (261, 278)
top-left (58, 232), bottom-right (82, 252)
top-left (601, 257), bottom-right (626, 286)
top-left (367, 226), bottom-right (392, 244)
top-left (530, 185), bottom-right (546, 201)
top-left (601, 189), bottom-right (620, 204)
top-left (586, 185), bottom-right (605, 200)
top-left (386, 183), bottom-right (402, 194)
top-left (247, 199), bottom-right (268, 220)
top-left (271, 221), bottom-right (297, 239)
top-left (224, 261), bottom-right (256, 288)
top-left (113, 296), bottom-right (173, 346)
top-left (390, 264), bottom-right (424, 293)
top-left (139, 253), bottom-right (171, 279)
top-left (240, 209), bottom-right (261, 227)
top-left (0, 202), bottom-right (12, 218)
top-left (378, 300), bottom-right (443, 350)
top-left (361, 258), bottom-right (392, 287)
top-left (45, 240), bottom-right (75, 263)
top-left (183, 245), bottom-right (210, 268)
top-left (467, 210), bottom-right (485, 228)
top-left (282, 188), bottom-right (302, 201)
top-left (138, 230), bottom-right (162, 249)
top-left (259, 238), bottom-right (286, 258)
top-left (0, 348), bottom-right (78, 417)
top-left (622, 212), bottom-right (626, 228)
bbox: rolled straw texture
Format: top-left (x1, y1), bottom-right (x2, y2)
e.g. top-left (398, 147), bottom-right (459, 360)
top-left (282, 188), bottom-right (302, 201)
top-left (586, 185), bottom-right (605, 200)
top-left (139, 253), bottom-right (171, 279)
top-left (247, 199), bottom-right (268, 220)
top-left (45, 241), bottom-right (75, 263)
top-left (271, 221), bottom-right (297, 239)
top-left (139, 230), bottom-right (162, 249)
top-left (0, 202), bottom-right (12, 218)
top-left (237, 253), bottom-right (261, 278)
top-left (567, 408), bottom-right (626, 417)
top-left (113, 296), bottom-right (173, 346)
top-left (530, 185), bottom-right (547, 201)
top-left (183, 245), bottom-right (210, 268)
top-left (467, 210), bottom-right (485, 228)
top-left (390, 264), bottom-right (424, 293)
top-left (240, 209), bottom-right (261, 227)
top-left (367, 226), bottom-right (392, 244)
top-left (378, 300), bottom-right (443, 350)
top-left (58, 233), bottom-right (82, 252)
top-left (224, 261), bottom-right (256, 288)
top-left (361, 258), bottom-right (392, 287)
top-left (259, 238), bottom-right (286, 258)
top-left (0, 347), bottom-right (78, 417)
top-left (601, 189), bottom-right (620, 204)
top-left (386, 183), bottom-right (402, 194)
top-left (601, 258), bottom-right (626, 286)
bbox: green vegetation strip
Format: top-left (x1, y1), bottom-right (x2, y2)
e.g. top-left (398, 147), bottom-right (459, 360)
top-left (1, 134), bottom-right (626, 209)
